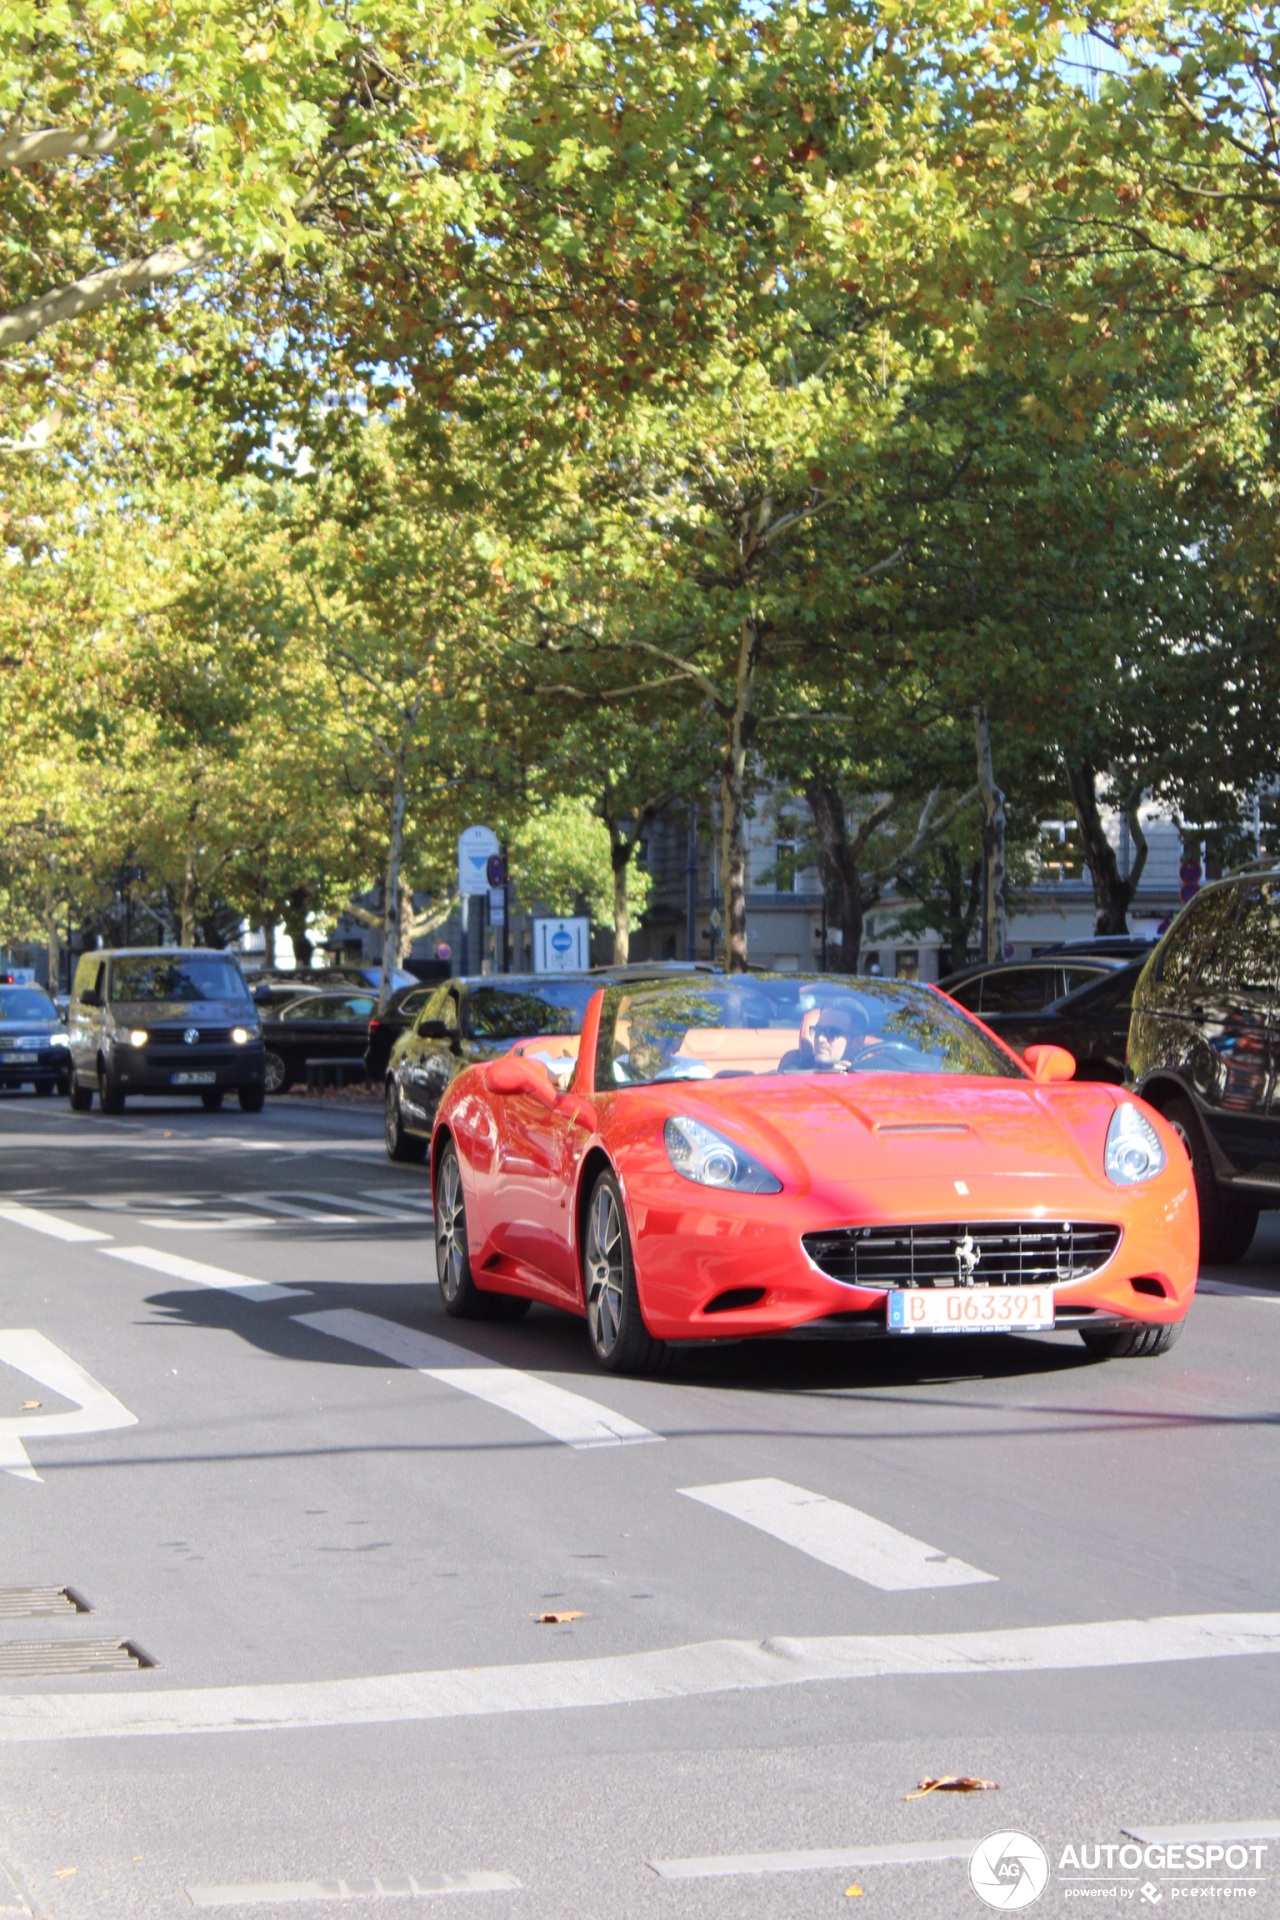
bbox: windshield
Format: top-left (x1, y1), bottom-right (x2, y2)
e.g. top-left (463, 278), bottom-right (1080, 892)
top-left (468, 982), bottom-right (597, 1041)
top-left (0, 988), bottom-right (59, 1023)
top-left (109, 957), bottom-right (249, 1004)
top-left (600, 978), bottom-right (1019, 1086)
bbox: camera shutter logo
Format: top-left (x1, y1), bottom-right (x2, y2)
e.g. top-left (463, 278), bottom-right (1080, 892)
top-left (969, 1831), bottom-right (1050, 1910)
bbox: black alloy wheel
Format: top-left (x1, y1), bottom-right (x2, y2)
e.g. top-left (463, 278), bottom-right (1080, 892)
top-left (68, 1074), bottom-right (93, 1112)
top-left (582, 1169), bottom-right (667, 1375)
top-left (98, 1061), bottom-right (125, 1115)
top-left (385, 1080), bottom-right (427, 1164)
top-left (1164, 1095), bottom-right (1258, 1264)
top-left (434, 1142), bottom-right (528, 1321)
top-left (263, 1049), bottom-right (292, 1095)
top-left (1080, 1320), bottom-right (1185, 1359)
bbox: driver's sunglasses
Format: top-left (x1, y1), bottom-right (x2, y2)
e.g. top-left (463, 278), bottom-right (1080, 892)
top-left (813, 1023), bottom-right (849, 1041)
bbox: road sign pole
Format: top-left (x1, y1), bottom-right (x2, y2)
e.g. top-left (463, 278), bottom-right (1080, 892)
top-left (459, 896), bottom-right (469, 976)
top-left (502, 842), bottom-right (510, 974)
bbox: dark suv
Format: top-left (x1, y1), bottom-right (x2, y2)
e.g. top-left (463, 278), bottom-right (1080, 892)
top-left (1128, 872), bottom-right (1280, 1261)
top-left (68, 948), bottom-right (266, 1114)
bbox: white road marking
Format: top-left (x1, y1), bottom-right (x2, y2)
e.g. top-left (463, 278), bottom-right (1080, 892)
top-left (361, 1188), bottom-right (432, 1213)
top-left (0, 1330), bottom-right (137, 1483)
top-left (1, 1613), bottom-right (1274, 1743)
top-left (233, 1191), bottom-right (425, 1224)
top-left (295, 1309), bottom-right (659, 1450)
top-left (187, 1871), bottom-right (521, 1907)
top-left (0, 1204), bottom-right (112, 1244)
top-left (1121, 1821), bottom-right (1280, 1845)
top-left (680, 1478), bottom-right (996, 1591)
top-left (101, 1246), bottom-right (309, 1303)
top-left (650, 1839), bottom-right (977, 1879)
top-left (1196, 1280), bottom-right (1280, 1301)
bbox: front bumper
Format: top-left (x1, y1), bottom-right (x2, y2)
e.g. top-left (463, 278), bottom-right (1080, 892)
top-left (113, 1043), bottom-right (266, 1093)
top-left (0, 1044), bottom-right (69, 1083)
top-left (624, 1173), bottom-right (1199, 1344)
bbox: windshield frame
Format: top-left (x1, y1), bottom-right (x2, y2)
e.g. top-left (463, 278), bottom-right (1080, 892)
top-left (593, 975), bottom-right (1026, 1092)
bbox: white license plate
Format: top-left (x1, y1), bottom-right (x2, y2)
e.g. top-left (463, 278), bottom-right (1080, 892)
top-left (172, 1071), bottom-right (217, 1086)
top-left (887, 1285), bottom-right (1055, 1333)
top-left (1, 1052), bottom-right (38, 1064)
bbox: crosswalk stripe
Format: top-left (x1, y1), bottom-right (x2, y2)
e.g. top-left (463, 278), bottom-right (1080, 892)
top-left (650, 1839), bottom-right (977, 1879)
top-left (294, 1307), bottom-right (660, 1450)
top-left (2, 1613), bottom-right (1276, 1743)
top-left (679, 1478), bottom-right (996, 1590)
top-left (101, 1246), bottom-right (309, 1303)
top-left (0, 1204), bottom-right (112, 1244)
top-left (187, 1871), bottom-right (522, 1907)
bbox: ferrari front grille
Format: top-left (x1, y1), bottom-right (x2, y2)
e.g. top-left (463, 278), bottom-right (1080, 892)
top-left (802, 1221), bottom-right (1122, 1290)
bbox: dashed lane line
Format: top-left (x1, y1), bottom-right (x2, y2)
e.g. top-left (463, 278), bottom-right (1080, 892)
top-left (101, 1245), bottom-right (310, 1304)
top-left (0, 1204), bottom-right (112, 1244)
top-left (1121, 1821), bottom-right (1280, 1845)
top-left (680, 1478), bottom-right (996, 1591)
top-left (1, 1613), bottom-right (1276, 1743)
top-left (187, 1871), bottom-right (521, 1907)
top-left (295, 1308), bottom-right (660, 1450)
top-left (649, 1839), bottom-right (977, 1880)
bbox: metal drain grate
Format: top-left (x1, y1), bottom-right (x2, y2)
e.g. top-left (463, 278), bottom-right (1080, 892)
top-left (0, 1586), bottom-right (90, 1620)
top-left (0, 1640), bottom-right (153, 1677)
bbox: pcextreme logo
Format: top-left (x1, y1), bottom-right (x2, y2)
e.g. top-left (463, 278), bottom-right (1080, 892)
top-left (969, 1831), bottom-right (1052, 1910)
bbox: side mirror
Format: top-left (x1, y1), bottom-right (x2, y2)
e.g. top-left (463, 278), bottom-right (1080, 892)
top-left (486, 1055), bottom-right (559, 1110)
top-left (418, 1019), bottom-right (453, 1041)
top-left (79, 988), bottom-right (100, 1009)
top-left (1024, 1043), bottom-right (1076, 1083)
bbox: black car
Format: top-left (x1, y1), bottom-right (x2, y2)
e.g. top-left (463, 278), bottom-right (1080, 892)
top-left (1128, 871), bottom-right (1280, 1263)
top-left (260, 989), bottom-right (379, 1094)
top-left (383, 974), bottom-right (621, 1162)
top-left (937, 954), bottom-right (1131, 1027)
top-left (0, 984), bottom-right (72, 1094)
top-left (364, 983), bottom-right (437, 1084)
top-left (980, 959), bottom-right (1147, 1083)
top-left (67, 948), bottom-right (266, 1113)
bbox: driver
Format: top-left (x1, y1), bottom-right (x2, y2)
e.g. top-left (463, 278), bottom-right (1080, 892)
top-left (779, 1002), bottom-right (869, 1073)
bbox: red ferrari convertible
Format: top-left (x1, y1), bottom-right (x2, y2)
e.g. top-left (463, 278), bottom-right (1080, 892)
top-left (429, 974), bottom-right (1197, 1373)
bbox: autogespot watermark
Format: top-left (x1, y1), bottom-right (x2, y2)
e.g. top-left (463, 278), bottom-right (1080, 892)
top-left (968, 1834), bottom-right (1273, 1908)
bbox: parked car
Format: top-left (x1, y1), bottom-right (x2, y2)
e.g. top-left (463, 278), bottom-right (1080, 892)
top-left (429, 973), bottom-right (1196, 1372)
top-left (1036, 935), bottom-right (1158, 960)
top-left (937, 953), bottom-right (1132, 1025)
top-left (260, 990), bottom-right (379, 1094)
top-left (0, 983), bottom-right (72, 1095)
top-left (981, 960), bottom-right (1148, 1084)
top-left (383, 974), bottom-right (624, 1163)
top-left (67, 948), bottom-right (266, 1113)
top-left (1128, 870), bottom-right (1280, 1263)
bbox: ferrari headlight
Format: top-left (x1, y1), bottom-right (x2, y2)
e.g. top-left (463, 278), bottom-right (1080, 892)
top-left (231, 1026), bottom-right (251, 1045)
top-left (1105, 1102), bottom-right (1166, 1185)
top-left (128, 1029), bottom-right (148, 1048)
top-left (663, 1115), bottom-right (782, 1194)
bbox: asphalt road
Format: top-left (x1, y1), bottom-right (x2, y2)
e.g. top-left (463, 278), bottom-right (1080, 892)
top-left (0, 1091), bottom-right (1277, 1920)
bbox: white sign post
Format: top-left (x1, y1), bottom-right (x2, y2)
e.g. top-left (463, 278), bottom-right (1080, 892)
top-left (533, 917), bottom-right (591, 974)
top-left (457, 825), bottom-right (500, 897)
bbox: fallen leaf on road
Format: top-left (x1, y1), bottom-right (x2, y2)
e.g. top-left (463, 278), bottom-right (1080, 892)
top-left (906, 1775), bottom-right (999, 1799)
top-left (532, 1611), bottom-right (583, 1624)
top-left (845, 1885), bottom-right (864, 1897)
top-left (53, 1868), bottom-right (76, 1879)
top-left (19, 1400), bottom-right (40, 1411)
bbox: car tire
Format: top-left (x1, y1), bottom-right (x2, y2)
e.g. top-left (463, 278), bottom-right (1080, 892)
top-left (98, 1062), bottom-right (125, 1115)
top-left (69, 1075), bottom-right (93, 1112)
top-left (1164, 1095), bottom-right (1257, 1263)
top-left (582, 1168), bottom-right (667, 1375)
top-left (385, 1081), bottom-right (427, 1164)
top-left (200, 1089), bottom-right (225, 1111)
top-left (263, 1049), bottom-right (292, 1096)
top-left (238, 1086), bottom-right (265, 1113)
top-left (434, 1142), bottom-right (530, 1320)
top-left (1080, 1319), bottom-right (1185, 1359)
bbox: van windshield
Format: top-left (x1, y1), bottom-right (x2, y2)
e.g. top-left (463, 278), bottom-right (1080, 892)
top-left (109, 957), bottom-right (249, 1003)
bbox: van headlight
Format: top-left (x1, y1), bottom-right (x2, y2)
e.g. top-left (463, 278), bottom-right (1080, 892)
top-left (1105, 1103), bottom-right (1166, 1185)
top-left (664, 1115), bottom-right (782, 1193)
top-left (231, 1026), bottom-right (251, 1045)
top-left (129, 1029), bottom-right (148, 1048)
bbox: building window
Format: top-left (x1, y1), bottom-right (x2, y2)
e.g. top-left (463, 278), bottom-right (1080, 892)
top-left (774, 841), bottom-right (797, 893)
top-left (895, 948), bottom-right (919, 981)
top-left (1039, 820), bottom-right (1087, 881)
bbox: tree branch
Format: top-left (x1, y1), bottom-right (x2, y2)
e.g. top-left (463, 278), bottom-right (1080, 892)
top-left (0, 238), bottom-right (217, 350)
top-left (0, 125), bottom-right (118, 167)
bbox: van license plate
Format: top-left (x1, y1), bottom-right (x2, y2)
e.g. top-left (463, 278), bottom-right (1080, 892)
top-left (172, 1071), bottom-right (216, 1086)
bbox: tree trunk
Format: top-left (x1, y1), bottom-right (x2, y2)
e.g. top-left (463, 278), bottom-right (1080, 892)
top-left (806, 777), bottom-right (873, 967)
top-left (44, 887), bottom-right (62, 993)
top-left (1066, 763), bottom-right (1147, 934)
top-left (260, 919), bottom-right (277, 969)
top-left (720, 616), bottom-right (761, 975)
top-left (610, 834), bottom-right (631, 966)
top-left (283, 887), bottom-right (313, 966)
top-left (179, 846), bottom-right (198, 947)
top-left (396, 876), bottom-right (417, 968)
top-left (975, 703), bottom-right (1007, 962)
top-left (379, 744), bottom-right (409, 1010)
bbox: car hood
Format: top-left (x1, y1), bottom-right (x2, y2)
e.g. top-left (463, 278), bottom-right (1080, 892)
top-left (623, 1073), bottom-right (1127, 1206)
